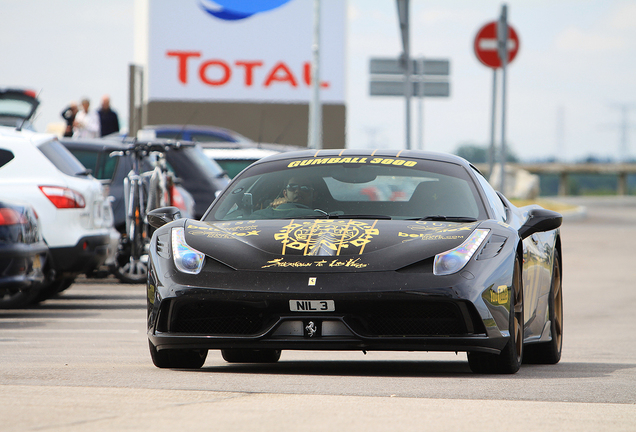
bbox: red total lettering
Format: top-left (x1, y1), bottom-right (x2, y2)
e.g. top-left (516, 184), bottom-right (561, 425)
top-left (303, 62), bottom-right (330, 88)
top-left (166, 51), bottom-right (201, 84)
top-left (235, 61), bottom-right (263, 86)
top-left (165, 51), bottom-right (331, 89)
top-left (199, 60), bottom-right (231, 86)
top-left (264, 62), bottom-right (298, 87)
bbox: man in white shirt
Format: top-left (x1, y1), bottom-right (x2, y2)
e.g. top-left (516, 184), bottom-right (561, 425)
top-left (73, 98), bottom-right (100, 138)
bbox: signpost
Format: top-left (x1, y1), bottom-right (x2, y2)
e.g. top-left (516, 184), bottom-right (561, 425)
top-left (474, 5), bottom-right (519, 193)
top-left (369, 57), bottom-right (450, 149)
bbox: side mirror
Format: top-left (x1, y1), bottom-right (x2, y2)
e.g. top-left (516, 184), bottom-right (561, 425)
top-left (518, 208), bottom-right (562, 240)
top-left (147, 206), bottom-right (182, 229)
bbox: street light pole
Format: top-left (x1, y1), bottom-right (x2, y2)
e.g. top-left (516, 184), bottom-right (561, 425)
top-left (397, 0), bottom-right (411, 150)
top-left (497, 4), bottom-right (508, 193)
top-left (307, 0), bottom-right (322, 149)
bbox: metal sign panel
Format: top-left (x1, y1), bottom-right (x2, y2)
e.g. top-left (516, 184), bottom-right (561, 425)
top-left (370, 58), bottom-right (449, 76)
top-left (422, 60), bottom-right (450, 76)
top-left (370, 81), bottom-right (449, 97)
top-left (369, 58), bottom-right (406, 74)
top-left (143, 0), bottom-right (346, 103)
top-left (417, 81), bottom-right (450, 97)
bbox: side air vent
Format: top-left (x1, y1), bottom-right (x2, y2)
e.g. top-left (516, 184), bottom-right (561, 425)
top-left (156, 234), bottom-right (170, 259)
top-left (477, 234), bottom-right (507, 260)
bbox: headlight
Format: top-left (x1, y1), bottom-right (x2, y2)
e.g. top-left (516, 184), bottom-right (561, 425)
top-left (172, 227), bottom-right (205, 274)
top-left (433, 229), bottom-right (489, 276)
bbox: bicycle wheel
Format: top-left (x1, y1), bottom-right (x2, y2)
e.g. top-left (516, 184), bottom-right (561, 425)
top-left (114, 183), bottom-right (148, 284)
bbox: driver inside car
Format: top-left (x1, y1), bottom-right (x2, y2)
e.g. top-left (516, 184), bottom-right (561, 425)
top-left (251, 176), bottom-right (319, 218)
top-left (282, 177), bottom-right (314, 207)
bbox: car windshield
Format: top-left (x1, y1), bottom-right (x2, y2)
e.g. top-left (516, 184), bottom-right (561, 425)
top-left (0, 99), bottom-right (35, 119)
top-left (0, 90), bottom-right (38, 120)
top-left (207, 156), bottom-right (487, 222)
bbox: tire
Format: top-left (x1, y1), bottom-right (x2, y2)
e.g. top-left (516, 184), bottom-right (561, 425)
top-left (148, 340), bottom-right (208, 369)
top-left (524, 250), bottom-right (563, 364)
top-left (54, 278), bottom-right (74, 293)
top-left (0, 287), bottom-right (35, 309)
top-left (30, 277), bottom-right (75, 304)
top-left (221, 349), bottom-right (282, 363)
top-left (114, 202), bottom-right (149, 284)
top-left (468, 256), bottom-right (524, 374)
top-left (113, 255), bottom-right (148, 284)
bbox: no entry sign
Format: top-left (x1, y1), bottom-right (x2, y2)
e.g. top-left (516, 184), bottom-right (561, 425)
top-left (474, 21), bottom-right (519, 68)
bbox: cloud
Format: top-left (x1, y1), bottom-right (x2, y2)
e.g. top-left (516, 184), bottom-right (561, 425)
top-left (555, 27), bottom-right (625, 53)
top-left (607, 2), bottom-right (636, 30)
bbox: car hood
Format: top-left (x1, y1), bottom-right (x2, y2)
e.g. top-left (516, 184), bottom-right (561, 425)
top-left (184, 219), bottom-right (480, 272)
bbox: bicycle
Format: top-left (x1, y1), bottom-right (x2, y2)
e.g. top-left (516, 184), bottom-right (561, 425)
top-left (110, 140), bottom-right (182, 283)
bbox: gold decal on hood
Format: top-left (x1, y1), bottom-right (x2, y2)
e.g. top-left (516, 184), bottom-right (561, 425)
top-left (262, 257), bottom-right (368, 269)
top-left (274, 220), bottom-right (379, 256)
top-left (187, 222), bottom-right (260, 239)
top-left (398, 232), bottom-right (465, 241)
top-left (407, 221), bottom-right (478, 233)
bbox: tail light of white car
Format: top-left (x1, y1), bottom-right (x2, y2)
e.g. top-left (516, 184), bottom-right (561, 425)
top-left (38, 186), bottom-right (85, 209)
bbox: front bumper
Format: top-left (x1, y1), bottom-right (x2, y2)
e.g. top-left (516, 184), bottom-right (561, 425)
top-left (148, 288), bottom-right (508, 355)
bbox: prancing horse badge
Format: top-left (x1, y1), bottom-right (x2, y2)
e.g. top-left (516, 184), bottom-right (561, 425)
top-left (308, 277), bottom-right (316, 286)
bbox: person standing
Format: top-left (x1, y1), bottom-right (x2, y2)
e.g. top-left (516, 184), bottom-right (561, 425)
top-left (98, 95), bottom-right (120, 137)
top-left (60, 102), bottom-right (78, 137)
top-left (73, 98), bottom-right (100, 138)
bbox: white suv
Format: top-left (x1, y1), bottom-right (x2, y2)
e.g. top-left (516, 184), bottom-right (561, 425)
top-left (0, 126), bottom-right (117, 300)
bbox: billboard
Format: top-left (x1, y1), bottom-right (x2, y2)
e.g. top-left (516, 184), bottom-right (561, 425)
top-left (139, 0), bottom-right (345, 104)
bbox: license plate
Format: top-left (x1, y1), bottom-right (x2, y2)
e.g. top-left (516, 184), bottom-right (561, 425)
top-left (32, 254), bottom-right (41, 270)
top-left (289, 300), bottom-right (335, 312)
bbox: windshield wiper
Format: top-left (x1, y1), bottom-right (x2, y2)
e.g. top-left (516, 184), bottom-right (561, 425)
top-left (337, 214), bottom-right (392, 220)
top-left (408, 216), bottom-right (478, 222)
top-left (293, 213), bottom-right (392, 220)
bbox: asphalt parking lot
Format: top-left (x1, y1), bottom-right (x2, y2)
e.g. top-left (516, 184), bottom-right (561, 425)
top-left (1, 196), bottom-right (635, 431)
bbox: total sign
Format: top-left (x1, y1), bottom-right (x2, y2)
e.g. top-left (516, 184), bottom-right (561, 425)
top-left (139, 0), bottom-right (345, 104)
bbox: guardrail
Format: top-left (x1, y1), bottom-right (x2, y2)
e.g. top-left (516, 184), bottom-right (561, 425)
top-left (475, 163), bottom-right (636, 196)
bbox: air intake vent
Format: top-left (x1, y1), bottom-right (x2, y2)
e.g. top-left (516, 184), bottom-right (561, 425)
top-left (156, 234), bottom-right (170, 259)
top-left (477, 234), bottom-right (506, 260)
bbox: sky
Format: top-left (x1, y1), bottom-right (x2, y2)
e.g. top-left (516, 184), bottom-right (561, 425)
top-left (2, 0), bottom-right (635, 162)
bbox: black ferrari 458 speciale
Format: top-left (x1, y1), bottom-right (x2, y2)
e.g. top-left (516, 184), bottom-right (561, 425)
top-left (146, 149), bottom-right (563, 374)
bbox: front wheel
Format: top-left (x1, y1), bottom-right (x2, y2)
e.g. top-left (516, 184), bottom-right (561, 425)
top-left (468, 256), bottom-right (524, 374)
top-left (149, 340), bottom-right (207, 369)
top-left (524, 250), bottom-right (563, 364)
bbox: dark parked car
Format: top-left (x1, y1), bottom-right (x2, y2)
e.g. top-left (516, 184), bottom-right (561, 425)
top-left (141, 124), bottom-right (253, 144)
top-left (60, 138), bottom-right (230, 224)
top-left (200, 142), bottom-right (304, 178)
top-left (145, 149), bottom-right (563, 373)
top-left (0, 198), bottom-right (49, 308)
